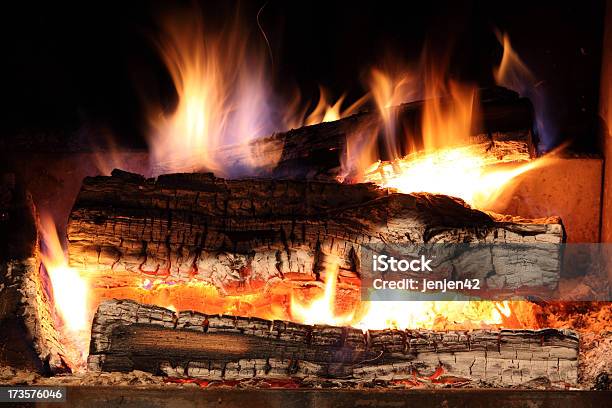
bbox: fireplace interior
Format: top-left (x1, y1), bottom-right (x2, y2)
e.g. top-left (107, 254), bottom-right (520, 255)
top-left (0, 1), bottom-right (611, 407)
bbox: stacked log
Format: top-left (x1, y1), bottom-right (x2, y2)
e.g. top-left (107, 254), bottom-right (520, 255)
top-left (0, 174), bottom-right (69, 373)
top-left (67, 170), bottom-right (564, 297)
top-left (88, 299), bottom-right (579, 387)
top-left (160, 86), bottom-right (537, 179)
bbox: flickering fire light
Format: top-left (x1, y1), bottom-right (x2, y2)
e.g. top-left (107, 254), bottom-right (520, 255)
top-left (39, 214), bottom-right (90, 368)
top-left (36, 12), bottom-right (571, 371)
top-left (362, 145), bottom-right (550, 209)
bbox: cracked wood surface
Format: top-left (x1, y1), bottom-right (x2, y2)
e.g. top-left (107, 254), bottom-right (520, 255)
top-left (0, 181), bottom-right (69, 372)
top-left (67, 170), bottom-right (565, 295)
top-left (200, 87), bottom-right (536, 180)
top-left (88, 300), bottom-right (579, 386)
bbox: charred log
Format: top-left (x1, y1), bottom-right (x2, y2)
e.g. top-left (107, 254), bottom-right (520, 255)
top-left (67, 170), bottom-right (564, 296)
top-left (0, 175), bottom-right (69, 373)
top-left (88, 300), bottom-right (578, 387)
top-left (208, 87), bottom-right (537, 180)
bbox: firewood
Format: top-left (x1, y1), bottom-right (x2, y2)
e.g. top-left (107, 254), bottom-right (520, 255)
top-left (88, 300), bottom-right (578, 387)
top-left (66, 170), bottom-right (564, 297)
top-left (204, 86), bottom-right (536, 180)
top-left (0, 176), bottom-right (69, 373)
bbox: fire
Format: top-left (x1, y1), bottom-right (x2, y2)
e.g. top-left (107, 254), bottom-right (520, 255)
top-left (289, 49), bottom-right (554, 327)
top-left (91, 278), bottom-right (291, 323)
top-left (80, 265), bottom-right (538, 334)
top-left (493, 31), bottom-right (535, 92)
top-left (354, 300), bottom-right (514, 331)
top-left (43, 20), bottom-right (564, 364)
top-left (147, 11), bottom-right (367, 177)
top-left (39, 215), bottom-right (90, 367)
top-left (290, 262), bottom-right (355, 326)
top-left (363, 146), bottom-right (546, 209)
top-left (351, 55), bottom-right (552, 210)
top-left (368, 68), bottom-right (419, 159)
top-left (367, 58), bottom-right (476, 161)
top-left (288, 262), bottom-right (531, 331)
top-left (147, 11), bottom-right (281, 176)
top-left (303, 86), bottom-right (367, 126)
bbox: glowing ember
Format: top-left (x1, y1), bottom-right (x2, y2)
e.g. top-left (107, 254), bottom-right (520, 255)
top-left (363, 145), bottom-right (545, 209)
top-left (290, 262), bottom-right (355, 326)
top-left (83, 271), bottom-right (539, 333)
top-left (354, 300), bottom-right (514, 331)
top-left (289, 263), bottom-right (525, 330)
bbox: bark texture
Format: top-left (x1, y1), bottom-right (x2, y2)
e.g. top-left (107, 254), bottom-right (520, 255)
top-left (88, 300), bottom-right (579, 387)
top-left (67, 170), bottom-right (564, 296)
top-left (0, 177), bottom-right (69, 372)
top-left (156, 87), bottom-right (536, 179)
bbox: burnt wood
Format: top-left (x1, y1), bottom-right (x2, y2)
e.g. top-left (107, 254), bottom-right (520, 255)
top-left (67, 170), bottom-right (564, 296)
top-left (157, 87), bottom-right (536, 179)
top-left (88, 300), bottom-right (579, 387)
top-left (0, 176), bottom-right (69, 373)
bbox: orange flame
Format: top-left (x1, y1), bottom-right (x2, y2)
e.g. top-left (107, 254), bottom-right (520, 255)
top-left (290, 261), bottom-right (355, 326)
top-left (289, 261), bottom-right (528, 331)
top-left (364, 146), bottom-right (551, 209)
top-left (304, 86), bottom-right (368, 126)
top-left (148, 11), bottom-right (280, 176)
top-left (354, 300), bottom-right (514, 331)
top-left (493, 31), bottom-right (535, 91)
top-left (353, 56), bottom-right (551, 210)
top-left (421, 78), bottom-right (475, 151)
top-left (147, 11), bottom-right (371, 177)
top-left (59, 24), bottom-right (561, 344)
top-left (369, 68), bottom-right (418, 159)
top-left (39, 214), bottom-right (90, 367)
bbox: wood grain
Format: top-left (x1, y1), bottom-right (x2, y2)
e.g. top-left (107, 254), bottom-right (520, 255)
top-left (88, 300), bottom-right (579, 386)
top-left (67, 171), bottom-right (564, 296)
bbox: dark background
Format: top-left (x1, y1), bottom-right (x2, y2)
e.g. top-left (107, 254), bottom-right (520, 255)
top-left (0, 0), bottom-right (606, 152)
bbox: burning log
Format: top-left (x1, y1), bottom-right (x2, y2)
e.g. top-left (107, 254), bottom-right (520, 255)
top-left (0, 175), bottom-right (69, 372)
top-left (88, 300), bottom-right (579, 387)
top-left (214, 87), bottom-right (537, 180)
top-left (66, 170), bottom-right (564, 296)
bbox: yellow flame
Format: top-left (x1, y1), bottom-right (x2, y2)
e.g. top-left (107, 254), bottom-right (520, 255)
top-left (148, 11), bottom-right (370, 177)
top-left (354, 300), bottom-right (512, 331)
top-left (40, 214), bottom-right (90, 367)
top-left (290, 262), bottom-right (354, 326)
top-left (304, 86), bottom-right (368, 126)
top-left (84, 23), bottom-right (550, 336)
top-left (364, 146), bottom-right (547, 209)
top-left (148, 11), bottom-right (280, 176)
top-left (345, 54), bottom-right (550, 210)
top-left (289, 261), bottom-right (523, 330)
top-left (422, 79), bottom-right (475, 150)
top-left (288, 259), bottom-right (521, 330)
top-left (40, 216), bottom-right (89, 333)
